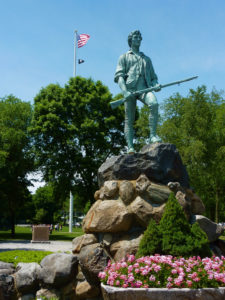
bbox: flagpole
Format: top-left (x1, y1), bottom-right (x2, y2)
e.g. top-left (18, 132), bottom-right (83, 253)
top-left (73, 30), bottom-right (78, 77)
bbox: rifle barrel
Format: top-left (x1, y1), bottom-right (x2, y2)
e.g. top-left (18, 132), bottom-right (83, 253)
top-left (110, 75), bottom-right (198, 109)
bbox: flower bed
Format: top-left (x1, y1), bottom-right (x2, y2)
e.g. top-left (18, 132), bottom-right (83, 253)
top-left (99, 254), bottom-right (225, 289)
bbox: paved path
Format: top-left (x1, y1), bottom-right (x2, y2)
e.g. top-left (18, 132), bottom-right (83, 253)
top-left (0, 240), bottom-right (72, 253)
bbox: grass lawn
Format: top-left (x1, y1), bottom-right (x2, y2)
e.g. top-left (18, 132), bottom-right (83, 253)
top-left (0, 250), bottom-right (53, 266)
top-left (0, 225), bottom-right (83, 241)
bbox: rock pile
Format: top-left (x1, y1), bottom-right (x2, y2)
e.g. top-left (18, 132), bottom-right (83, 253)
top-left (1, 143), bottom-right (224, 300)
top-left (71, 143), bottom-right (225, 299)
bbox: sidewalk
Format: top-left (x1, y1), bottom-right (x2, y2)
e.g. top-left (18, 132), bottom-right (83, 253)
top-left (0, 240), bottom-right (72, 253)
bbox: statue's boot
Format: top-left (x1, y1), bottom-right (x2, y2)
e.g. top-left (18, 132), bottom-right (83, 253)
top-left (125, 128), bottom-right (135, 154)
top-left (148, 106), bottom-right (161, 144)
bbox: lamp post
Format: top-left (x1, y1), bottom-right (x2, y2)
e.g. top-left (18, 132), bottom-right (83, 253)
top-left (69, 191), bottom-right (74, 233)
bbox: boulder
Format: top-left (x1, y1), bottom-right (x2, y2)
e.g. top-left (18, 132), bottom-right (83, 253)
top-left (145, 182), bottom-right (171, 205)
top-left (72, 233), bottom-right (98, 254)
top-left (14, 263), bottom-right (41, 294)
top-left (110, 234), bottom-right (143, 261)
top-left (175, 190), bottom-right (191, 220)
top-left (168, 182), bottom-right (205, 216)
top-left (103, 180), bottom-right (119, 198)
top-left (195, 215), bottom-right (224, 242)
top-left (102, 233), bottom-right (113, 246)
top-left (98, 143), bottom-right (189, 188)
top-left (0, 262), bottom-right (15, 276)
top-left (136, 174), bottom-right (151, 194)
top-left (39, 253), bottom-right (78, 288)
top-left (188, 190), bottom-right (205, 214)
top-left (213, 239), bottom-right (225, 256)
top-left (60, 281), bottom-right (78, 300)
top-left (75, 281), bottom-right (100, 299)
top-left (119, 180), bottom-right (136, 204)
top-left (0, 274), bottom-right (17, 300)
top-left (36, 288), bottom-right (61, 299)
top-left (130, 196), bottom-right (165, 226)
top-left (18, 294), bottom-right (35, 300)
top-left (78, 243), bottom-right (109, 285)
top-left (82, 200), bottom-right (133, 233)
top-left (0, 262), bottom-right (15, 270)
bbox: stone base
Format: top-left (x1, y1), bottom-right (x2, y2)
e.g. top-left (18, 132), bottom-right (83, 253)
top-left (101, 284), bottom-right (225, 300)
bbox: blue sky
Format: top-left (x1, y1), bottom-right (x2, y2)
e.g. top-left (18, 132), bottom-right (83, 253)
top-left (1, 0), bottom-right (225, 107)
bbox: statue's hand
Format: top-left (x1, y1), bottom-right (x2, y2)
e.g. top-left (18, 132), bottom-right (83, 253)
top-left (154, 83), bottom-right (161, 92)
top-left (123, 90), bottom-right (134, 100)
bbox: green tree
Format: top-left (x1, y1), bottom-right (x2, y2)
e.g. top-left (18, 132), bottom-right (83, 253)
top-left (32, 184), bottom-right (61, 224)
top-left (0, 95), bottom-right (34, 236)
top-left (30, 77), bottom-right (125, 207)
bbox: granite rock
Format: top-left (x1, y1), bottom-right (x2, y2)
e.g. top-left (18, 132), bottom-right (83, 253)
top-left (82, 200), bottom-right (133, 233)
top-left (98, 143), bottom-right (189, 188)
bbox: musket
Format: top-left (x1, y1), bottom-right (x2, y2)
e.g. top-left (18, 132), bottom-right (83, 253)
top-left (110, 76), bottom-right (198, 110)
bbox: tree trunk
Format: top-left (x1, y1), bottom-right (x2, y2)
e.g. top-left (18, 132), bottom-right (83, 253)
top-left (215, 190), bottom-right (219, 224)
top-left (10, 207), bottom-right (15, 238)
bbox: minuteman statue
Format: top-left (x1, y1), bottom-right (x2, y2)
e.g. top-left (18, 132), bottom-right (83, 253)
top-left (114, 30), bottom-right (161, 153)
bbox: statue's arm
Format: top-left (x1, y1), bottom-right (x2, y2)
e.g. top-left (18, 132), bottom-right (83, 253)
top-left (118, 77), bottom-right (132, 98)
top-left (147, 57), bottom-right (161, 91)
top-left (114, 54), bottom-right (126, 83)
top-left (115, 54), bottom-right (132, 98)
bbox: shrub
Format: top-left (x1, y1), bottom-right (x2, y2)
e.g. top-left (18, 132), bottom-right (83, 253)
top-left (137, 192), bottom-right (211, 257)
top-left (190, 222), bottom-right (212, 257)
top-left (137, 219), bottom-right (161, 257)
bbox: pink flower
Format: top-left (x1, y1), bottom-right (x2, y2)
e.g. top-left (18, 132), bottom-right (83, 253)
top-left (166, 282), bottom-right (172, 289)
top-left (116, 280), bottom-right (120, 286)
top-left (193, 277), bottom-right (200, 282)
top-left (154, 265), bottom-right (161, 272)
top-left (122, 283), bottom-right (128, 288)
top-left (128, 275), bottom-right (135, 283)
top-left (121, 262), bottom-right (128, 268)
top-left (171, 269), bottom-right (177, 274)
top-left (141, 269), bottom-right (149, 276)
top-left (187, 280), bottom-right (192, 287)
top-left (167, 276), bottom-right (173, 282)
top-left (186, 267), bottom-right (191, 272)
top-left (149, 275), bottom-right (156, 282)
top-left (174, 278), bottom-right (182, 286)
top-left (98, 271), bottom-right (106, 279)
top-left (128, 265), bottom-right (133, 272)
top-left (135, 280), bottom-right (143, 288)
top-left (208, 273), bottom-right (214, 280)
top-left (127, 254), bottom-right (135, 262)
top-left (135, 268), bottom-right (140, 273)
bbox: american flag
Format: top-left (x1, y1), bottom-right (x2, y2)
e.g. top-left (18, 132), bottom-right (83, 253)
top-left (77, 34), bottom-right (90, 48)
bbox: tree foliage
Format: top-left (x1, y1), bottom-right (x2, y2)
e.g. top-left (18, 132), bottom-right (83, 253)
top-left (30, 77), bottom-right (125, 206)
top-left (0, 95), bottom-right (34, 235)
top-left (31, 184), bottom-right (61, 224)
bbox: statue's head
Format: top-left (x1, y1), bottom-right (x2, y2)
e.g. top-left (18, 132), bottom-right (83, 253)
top-left (128, 30), bottom-right (142, 47)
